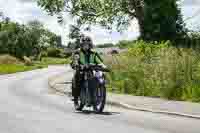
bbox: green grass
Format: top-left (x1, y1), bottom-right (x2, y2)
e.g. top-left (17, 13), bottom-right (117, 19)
top-left (0, 64), bottom-right (41, 74)
top-left (105, 41), bottom-right (200, 102)
top-left (39, 57), bottom-right (69, 66)
top-left (0, 56), bottom-right (70, 74)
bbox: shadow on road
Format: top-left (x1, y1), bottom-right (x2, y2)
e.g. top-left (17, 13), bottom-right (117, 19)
top-left (75, 110), bottom-right (120, 116)
top-left (57, 82), bottom-right (72, 85)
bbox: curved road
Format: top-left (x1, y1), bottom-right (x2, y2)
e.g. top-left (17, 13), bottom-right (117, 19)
top-left (0, 66), bottom-right (200, 133)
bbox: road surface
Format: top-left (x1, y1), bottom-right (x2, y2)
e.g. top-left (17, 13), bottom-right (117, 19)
top-left (0, 66), bottom-right (199, 133)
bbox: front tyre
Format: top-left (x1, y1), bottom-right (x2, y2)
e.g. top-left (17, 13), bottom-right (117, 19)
top-left (93, 86), bottom-right (106, 113)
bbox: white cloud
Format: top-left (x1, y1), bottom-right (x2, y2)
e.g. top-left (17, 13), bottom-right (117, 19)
top-left (0, 0), bottom-right (69, 44)
top-left (83, 19), bottom-right (140, 44)
top-left (181, 0), bottom-right (200, 6)
top-left (181, 5), bottom-right (200, 30)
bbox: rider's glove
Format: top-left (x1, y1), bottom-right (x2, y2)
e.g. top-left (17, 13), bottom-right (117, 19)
top-left (99, 63), bottom-right (107, 69)
top-left (79, 65), bottom-right (85, 70)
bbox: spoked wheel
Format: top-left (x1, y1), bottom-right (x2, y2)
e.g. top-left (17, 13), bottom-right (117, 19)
top-left (74, 97), bottom-right (84, 111)
top-left (74, 86), bottom-right (86, 111)
top-left (93, 86), bottom-right (106, 113)
top-left (72, 77), bottom-right (85, 111)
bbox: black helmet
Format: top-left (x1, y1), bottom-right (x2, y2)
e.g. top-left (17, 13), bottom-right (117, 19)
top-left (80, 36), bottom-right (93, 48)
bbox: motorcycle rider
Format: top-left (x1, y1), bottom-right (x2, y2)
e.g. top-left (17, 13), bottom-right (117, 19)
top-left (70, 36), bottom-right (106, 104)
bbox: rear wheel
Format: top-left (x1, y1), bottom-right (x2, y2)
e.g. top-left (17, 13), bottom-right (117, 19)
top-left (73, 83), bottom-right (85, 111)
top-left (74, 97), bottom-right (84, 111)
top-left (72, 78), bottom-right (84, 111)
top-left (93, 86), bottom-right (106, 113)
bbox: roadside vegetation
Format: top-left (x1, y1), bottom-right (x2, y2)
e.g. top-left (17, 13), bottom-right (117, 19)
top-left (105, 39), bottom-right (200, 102)
top-left (0, 54), bottom-right (70, 74)
top-left (1, 0), bottom-right (200, 102)
top-left (0, 13), bottom-right (71, 74)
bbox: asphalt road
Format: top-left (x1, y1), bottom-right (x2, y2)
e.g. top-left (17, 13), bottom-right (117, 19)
top-left (0, 66), bottom-right (200, 133)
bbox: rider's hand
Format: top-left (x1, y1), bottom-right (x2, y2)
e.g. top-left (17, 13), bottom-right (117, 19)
top-left (99, 63), bottom-right (107, 69)
top-left (80, 64), bottom-right (89, 70)
top-left (80, 65), bottom-right (85, 70)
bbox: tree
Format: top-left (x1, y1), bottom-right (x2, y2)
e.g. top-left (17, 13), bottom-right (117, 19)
top-left (27, 20), bottom-right (44, 43)
top-left (0, 12), bottom-right (11, 30)
top-left (143, 0), bottom-right (187, 41)
top-left (69, 24), bottom-right (81, 40)
top-left (0, 11), bottom-right (4, 22)
top-left (0, 17), bottom-right (64, 59)
top-left (37, 0), bottom-right (186, 41)
top-left (0, 11), bottom-right (9, 23)
top-left (117, 40), bottom-right (136, 48)
top-left (96, 43), bottom-right (114, 48)
top-left (56, 35), bottom-right (62, 47)
top-left (27, 20), bottom-right (44, 29)
top-left (67, 24), bottom-right (84, 49)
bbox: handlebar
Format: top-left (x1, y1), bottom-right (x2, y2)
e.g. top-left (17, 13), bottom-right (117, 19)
top-left (77, 64), bottom-right (110, 72)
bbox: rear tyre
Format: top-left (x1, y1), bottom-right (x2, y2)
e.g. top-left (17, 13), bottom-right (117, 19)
top-left (74, 85), bottom-right (86, 111)
top-left (74, 97), bottom-right (84, 111)
top-left (72, 76), bottom-right (85, 111)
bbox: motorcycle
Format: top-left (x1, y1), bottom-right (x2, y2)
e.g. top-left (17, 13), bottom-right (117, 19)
top-left (73, 64), bottom-right (110, 113)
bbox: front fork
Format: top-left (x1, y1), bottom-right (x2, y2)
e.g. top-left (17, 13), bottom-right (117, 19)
top-left (83, 72), bottom-right (105, 105)
top-left (83, 73), bottom-right (93, 105)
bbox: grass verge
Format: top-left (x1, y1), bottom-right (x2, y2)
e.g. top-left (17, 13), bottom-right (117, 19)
top-left (0, 56), bottom-right (70, 74)
top-left (105, 41), bottom-right (200, 102)
top-left (0, 64), bottom-right (41, 74)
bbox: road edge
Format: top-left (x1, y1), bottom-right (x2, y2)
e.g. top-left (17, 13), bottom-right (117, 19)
top-left (48, 74), bottom-right (69, 95)
top-left (48, 73), bottom-right (200, 119)
top-left (106, 100), bottom-right (200, 119)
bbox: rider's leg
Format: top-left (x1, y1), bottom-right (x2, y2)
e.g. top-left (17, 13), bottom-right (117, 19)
top-left (88, 77), bottom-right (98, 104)
top-left (72, 71), bottom-right (81, 100)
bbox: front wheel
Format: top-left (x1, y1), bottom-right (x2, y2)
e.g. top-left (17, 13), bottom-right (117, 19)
top-left (93, 86), bottom-right (106, 113)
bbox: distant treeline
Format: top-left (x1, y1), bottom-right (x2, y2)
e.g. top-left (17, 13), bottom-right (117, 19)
top-left (0, 12), bottom-right (62, 59)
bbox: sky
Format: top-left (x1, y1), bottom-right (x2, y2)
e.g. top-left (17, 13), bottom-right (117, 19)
top-left (0, 0), bottom-right (200, 45)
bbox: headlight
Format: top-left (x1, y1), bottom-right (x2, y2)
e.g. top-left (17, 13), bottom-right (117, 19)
top-left (95, 71), bottom-right (103, 78)
top-left (74, 54), bottom-right (80, 60)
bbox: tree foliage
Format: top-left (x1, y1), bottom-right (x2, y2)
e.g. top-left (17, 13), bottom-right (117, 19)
top-left (67, 24), bottom-right (84, 49)
top-left (96, 43), bottom-right (114, 48)
top-left (143, 0), bottom-right (187, 41)
top-left (0, 14), bottom-right (61, 59)
top-left (37, 0), bottom-right (186, 41)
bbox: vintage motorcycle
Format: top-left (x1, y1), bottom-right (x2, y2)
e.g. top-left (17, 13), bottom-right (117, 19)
top-left (73, 64), bottom-right (110, 113)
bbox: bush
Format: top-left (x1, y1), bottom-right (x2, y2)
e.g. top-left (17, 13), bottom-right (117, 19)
top-left (182, 83), bottom-right (200, 102)
top-left (23, 56), bottom-right (33, 66)
top-left (0, 54), bottom-right (21, 64)
top-left (63, 49), bottom-right (73, 58)
top-left (106, 40), bottom-right (200, 102)
top-left (41, 57), bottom-right (69, 65)
top-left (117, 40), bottom-right (136, 49)
top-left (36, 51), bottom-right (48, 61)
top-left (47, 47), bottom-right (64, 58)
top-left (41, 51), bottom-right (48, 57)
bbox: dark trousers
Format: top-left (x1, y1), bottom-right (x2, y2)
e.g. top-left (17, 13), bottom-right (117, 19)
top-left (72, 71), bottom-right (98, 99)
top-left (72, 71), bottom-right (82, 98)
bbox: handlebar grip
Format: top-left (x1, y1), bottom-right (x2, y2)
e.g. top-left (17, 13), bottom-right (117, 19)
top-left (75, 64), bottom-right (110, 72)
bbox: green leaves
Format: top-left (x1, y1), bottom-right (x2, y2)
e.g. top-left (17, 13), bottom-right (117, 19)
top-left (37, 0), bottom-right (65, 15)
top-left (143, 0), bottom-right (186, 41)
top-left (37, 0), bottom-right (186, 41)
top-left (0, 18), bottom-right (61, 59)
top-left (37, 0), bottom-right (134, 31)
